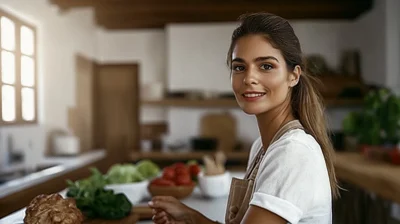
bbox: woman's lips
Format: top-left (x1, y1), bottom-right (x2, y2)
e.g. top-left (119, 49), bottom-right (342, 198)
top-left (242, 92), bottom-right (266, 102)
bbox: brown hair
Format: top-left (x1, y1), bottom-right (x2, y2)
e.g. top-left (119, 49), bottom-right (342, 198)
top-left (227, 12), bottom-right (339, 199)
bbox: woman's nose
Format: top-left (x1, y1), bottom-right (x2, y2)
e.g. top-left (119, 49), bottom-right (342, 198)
top-left (243, 71), bottom-right (259, 85)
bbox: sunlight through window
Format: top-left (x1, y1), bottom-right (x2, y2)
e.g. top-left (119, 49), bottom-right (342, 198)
top-left (21, 55), bottom-right (34, 86)
top-left (21, 26), bottom-right (34, 55)
top-left (1, 50), bottom-right (15, 84)
top-left (1, 16), bottom-right (15, 51)
top-left (22, 87), bottom-right (35, 121)
top-left (2, 85), bottom-right (16, 122)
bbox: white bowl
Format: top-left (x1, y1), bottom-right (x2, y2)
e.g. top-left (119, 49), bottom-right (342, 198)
top-left (197, 172), bottom-right (231, 198)
top-left (105, 180), bottom-right (149, 204)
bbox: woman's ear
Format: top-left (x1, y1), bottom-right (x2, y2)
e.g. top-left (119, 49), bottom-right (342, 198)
top-left (289, 65), bottom-right (301, 87)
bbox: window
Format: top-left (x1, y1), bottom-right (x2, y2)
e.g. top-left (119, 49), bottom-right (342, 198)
top-left (0, 9), bottom-right (37, 125)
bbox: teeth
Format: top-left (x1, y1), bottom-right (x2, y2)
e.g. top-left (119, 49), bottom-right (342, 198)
top-left (244, 93), bottom-right (265, 97)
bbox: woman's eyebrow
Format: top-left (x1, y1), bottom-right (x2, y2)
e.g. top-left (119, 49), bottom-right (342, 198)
top-left (232, 56), bottom-right (279, 63)
top-left (254, 56), bottom-right (279, 63)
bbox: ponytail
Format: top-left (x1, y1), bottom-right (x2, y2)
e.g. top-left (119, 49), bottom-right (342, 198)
top-left (291, 73), bottom-right (340, 199)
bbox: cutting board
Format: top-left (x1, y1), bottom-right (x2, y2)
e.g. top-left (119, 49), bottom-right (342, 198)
top-left (200, 112), bottom-right (237, 152)
top-left (83, 214), bottom-right (139, 224)
top-left (83, 205), bottom-right (152, 223)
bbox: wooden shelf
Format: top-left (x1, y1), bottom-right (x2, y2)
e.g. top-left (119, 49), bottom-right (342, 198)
top-left (142, 98), bottom-right (238, 108)
top-left (142, 98), bottom-right (363, 108)
top-left (130, 151), bottom-right (249, 161)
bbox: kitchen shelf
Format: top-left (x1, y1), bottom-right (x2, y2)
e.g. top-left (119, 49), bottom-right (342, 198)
top-left (141, 98), bottom-right (364, 108)
top-left (130, 151), bottom-right (249, 161)
top-left (142, 98), bottom-right (238, 108)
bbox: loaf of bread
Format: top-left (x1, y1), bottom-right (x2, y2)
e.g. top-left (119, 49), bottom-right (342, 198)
top-left (24, 193), bottom-right (84, 224)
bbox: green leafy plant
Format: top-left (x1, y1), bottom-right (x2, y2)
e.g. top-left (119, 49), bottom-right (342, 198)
top-left (104, 160), bottom-right (160, 184)
top-left (66, 167), bottom-right (132, 220)
top-left (342, 88), bottom-right (400, 146)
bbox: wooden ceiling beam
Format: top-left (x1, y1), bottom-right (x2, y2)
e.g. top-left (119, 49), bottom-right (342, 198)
top-left (97, 11), bottom-right (356, 30)
top-left (50, 0), bottom-right (370, 10)
top-left (96, 3), bottom-right (370, 16)
top-left (95, 1), bottom-right (371, 30)
top-left (50, 0), bottom-right (373, 29)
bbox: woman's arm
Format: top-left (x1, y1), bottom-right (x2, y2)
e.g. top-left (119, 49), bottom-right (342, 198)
top-left (149, 196), bottom-right (220, 224)
top-left (241, 205), bottom-right (287, 224)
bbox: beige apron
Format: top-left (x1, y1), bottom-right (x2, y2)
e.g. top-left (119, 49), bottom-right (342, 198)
top-left (225, 120), bottom-right (304, 224)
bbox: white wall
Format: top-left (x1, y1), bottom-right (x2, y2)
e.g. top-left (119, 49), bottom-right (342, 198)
top-left (0, 0), bottom-right (97, 167)
top-left (385, 0), bottom-right (400, 91)
top-left (96, 29), bottom-right (166, 122)
top-left (166, 23), bottom-right (235, 92)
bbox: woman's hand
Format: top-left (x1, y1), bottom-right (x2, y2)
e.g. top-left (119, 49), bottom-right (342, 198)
top-left (149, 196), bottom-right (197, 224)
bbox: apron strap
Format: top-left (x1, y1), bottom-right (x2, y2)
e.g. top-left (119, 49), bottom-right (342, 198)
top-left (246, 120), bottom-right (304, 180)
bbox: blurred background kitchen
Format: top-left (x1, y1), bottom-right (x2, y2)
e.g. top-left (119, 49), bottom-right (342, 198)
top-left (0, 0), bottom-right (399, 223)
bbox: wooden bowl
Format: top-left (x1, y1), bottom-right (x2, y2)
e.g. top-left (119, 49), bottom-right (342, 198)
top-left (147, 184), bottom-right (195, 199)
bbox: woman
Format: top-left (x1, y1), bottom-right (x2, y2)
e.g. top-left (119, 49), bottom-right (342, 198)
top-left (149, 12), bottom-right (339, 224)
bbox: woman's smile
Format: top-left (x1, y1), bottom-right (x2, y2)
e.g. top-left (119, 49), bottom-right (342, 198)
top-left (241, 91), bottom-right (267, 102)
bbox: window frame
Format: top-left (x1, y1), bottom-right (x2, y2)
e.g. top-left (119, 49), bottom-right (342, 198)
top-left (0, 8), bottom-right (38, 126)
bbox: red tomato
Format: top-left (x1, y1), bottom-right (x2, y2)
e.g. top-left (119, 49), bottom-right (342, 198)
top-left (150, 177), bottom-right (176, 186)
top-left (189, 164), bottom-right (201, 177)
top-left (175, 173), bottom-right (192, 186)
top-left (162, 167), bottom-right (175, 181)
top-left (389, 149), bottom-right (400, 165)
top-left (173, 162), bottom-right (186, 169)
top-left (175, 166), bottom-right (189, 176)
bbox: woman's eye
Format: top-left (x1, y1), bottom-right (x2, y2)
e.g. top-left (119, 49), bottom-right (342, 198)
top-left (232, 65), bottom-right (245, 72)
top-left (260, 64), bottom-right (273, 70)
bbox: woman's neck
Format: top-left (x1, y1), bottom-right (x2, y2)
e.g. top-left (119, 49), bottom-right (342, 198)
top-left (256, 102), bottom-right (295, 150)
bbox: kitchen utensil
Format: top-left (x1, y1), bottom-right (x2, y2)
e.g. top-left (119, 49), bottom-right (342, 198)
top-left (203, 155), bottom-right (218, 175)
top-left (215, 151), bottom-right (227, 174)
top-left (202, 151), bottom-right (226, 176)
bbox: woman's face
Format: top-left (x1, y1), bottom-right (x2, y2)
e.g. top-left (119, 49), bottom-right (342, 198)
top-left (230, 34), bottom-right (299, 115)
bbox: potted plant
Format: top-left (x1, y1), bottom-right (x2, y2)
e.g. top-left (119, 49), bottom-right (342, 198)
top-left (342, 88), bottom-right (400, 162)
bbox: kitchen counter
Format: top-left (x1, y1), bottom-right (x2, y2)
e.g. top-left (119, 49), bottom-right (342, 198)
top-left (335, 151), bottom-right (400, 204)
top-left (4, 151), bottom-right (399, 223)
top-left (0, 149), bottom-right (106, 199)
top-left (0, 172), bottom-right (245, 224)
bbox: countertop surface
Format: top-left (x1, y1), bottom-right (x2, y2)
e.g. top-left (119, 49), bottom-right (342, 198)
top-left (0, 149), bottom-right (106, 199)
top-left (5, 151), bottom-right (396, 223)
top-left (335, 151), bottom-right (400, 204)
top-left (0, 172), bottom-right (245, 224)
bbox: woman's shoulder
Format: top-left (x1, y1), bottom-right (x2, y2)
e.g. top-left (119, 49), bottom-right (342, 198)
top-left (262, 128), bottom-right (328, 175)
top-left (254, 129), bottom-right (332, 215)
top-left (269, 128), bottom-right (322, 157)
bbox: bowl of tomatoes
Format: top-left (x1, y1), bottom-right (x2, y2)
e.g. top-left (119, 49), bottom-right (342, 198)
top-left (147, 162), bottom-right (201, 199)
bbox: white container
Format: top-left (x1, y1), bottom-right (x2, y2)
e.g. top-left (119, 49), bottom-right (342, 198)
top-left (197, 171), bottom-right (231, 198)
top-left (141, 82), bottom-right (164, 100)
top-left (105, 180), bottom-right (149, 205)
top-left (53, 135), bottom-right (80, 155)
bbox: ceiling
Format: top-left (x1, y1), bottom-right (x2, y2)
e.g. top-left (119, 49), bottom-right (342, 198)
top-left (50, 0), bottom-right (374, 30)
